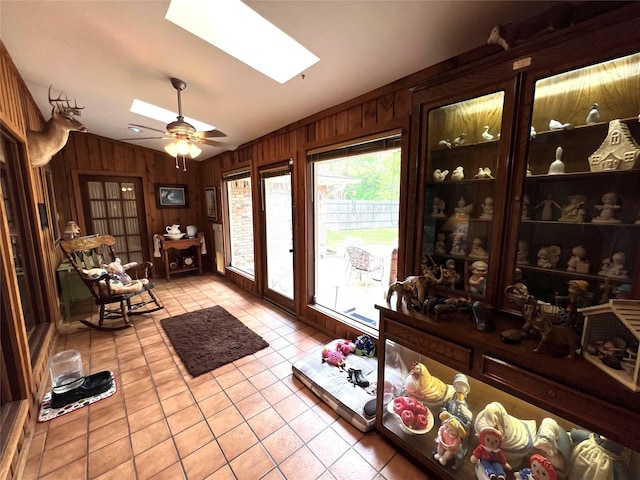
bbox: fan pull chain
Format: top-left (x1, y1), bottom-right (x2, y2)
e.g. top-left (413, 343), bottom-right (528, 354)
top-left (175, 156), bottom-right (179, 169)
top-left (182, 156), bottom-right (187, 171)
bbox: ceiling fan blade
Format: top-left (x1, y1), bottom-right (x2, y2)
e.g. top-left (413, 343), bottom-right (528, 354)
top-left (197, 138), bottom-right (225, 147)
top-left (196, 129), bottom-right (227, 138)
top-left (120, 136), bottom-right (168, 141)
top-left (128, 123), bottom-right (167, 134)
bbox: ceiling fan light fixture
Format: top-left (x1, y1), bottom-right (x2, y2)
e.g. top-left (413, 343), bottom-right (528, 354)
top-left (164, 142), bottom-right (179, 157)
top-left (175, 138), bottom-right (190, 156)
top-left (188, 143), bottom-right (202, 159)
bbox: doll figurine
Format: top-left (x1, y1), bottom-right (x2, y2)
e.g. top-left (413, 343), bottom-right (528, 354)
top-left (470, 427), bottom-right (511, 480)
top-left (535, 195), bottom-right (561, 221)
top-left (558, 195), bottom-right (586, 222)
top-left (566, 429), bottom-right (631, 480)
top-left (469, 238), bottom-right (489, 259)
top-left (435, 232), bottom-right (447, 254)
top-left (455, 196), bottom-right (474, 216)
top-left (480, 197), bottom-right (494, 219)
top-left (474, 401), bottom-right (537, 465)
top-left (435, 411), bottom-right (467, 467)
top-left (599, 252), bottom-right (629, 280)
top-left (591, 192), bottom-right (622, 224)
top-left (566, 245), bottom-right (588, 273)
top-left (515, 454), bottom-right (557, 480)
top-left (537, 245), bottom-right (561, 269)
top-left (441, 259), bottom-right (460, 288)
top-left (517, 241), bottom-right (529, 265)
top-left (432, 197), bottom-right (446, 218)
top-left (468, 260), bottom-right (488, 296)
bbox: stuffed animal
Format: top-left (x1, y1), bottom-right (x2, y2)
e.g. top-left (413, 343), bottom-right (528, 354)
top-left (321, 348), bottom-right (345, 370)
top-left (104, 258), bottom-right (148, 286)
top-left (354, 334), bottom-right (376, 357)
top-left (336, 340), bottom-right (355, 356)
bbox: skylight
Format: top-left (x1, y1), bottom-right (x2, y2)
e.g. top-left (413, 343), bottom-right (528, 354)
top-left (165, 0), bottom-right (319, 84)
top-left (130, 99), bottom-right (215, 132)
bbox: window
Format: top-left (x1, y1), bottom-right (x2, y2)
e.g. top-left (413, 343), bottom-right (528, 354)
top-left (310, 133), bottom-right (401, 329)
top-left (224, 171), bottom-right (255, 277)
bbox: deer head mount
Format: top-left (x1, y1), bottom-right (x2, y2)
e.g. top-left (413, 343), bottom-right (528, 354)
top-left (26, 86), bottom-right (87, 167)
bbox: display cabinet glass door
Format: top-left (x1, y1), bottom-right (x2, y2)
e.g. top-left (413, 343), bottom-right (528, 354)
top-left (513, 52), bottom-right (640, 310)
top-left (422, 91), bottom-right (505, 300)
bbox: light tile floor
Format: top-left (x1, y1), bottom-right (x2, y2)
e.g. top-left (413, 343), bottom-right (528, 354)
top-left (23, 274), bottom-right (431, 480)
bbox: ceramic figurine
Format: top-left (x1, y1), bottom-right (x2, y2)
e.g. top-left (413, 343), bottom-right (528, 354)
top-left (566, 429), bottom-right (631, 480)
top-left (432, 197), bottom-right (446, 218)
top-left (435, 411), bottom-right (468, 467)
top-left (441, 259), bottom-right (460, 288)
top-left (548, 146), bottom-right (565, 174)
top-left (586, 102), bottom-right (600, 125)
top-left (481, 126), bottom-right (495, 141)
top-left (433, 168), bottom-right (449, 182)
top-left (453, 132), bottom-right (467, 147)
top-left (404, 362), bottom-right (454, 409)
top-left (468, 260), bottom-right (488, 296)
top-left (451, 166), bottom-right (465, 181)
top-left (474, 402), bottom-right (537, 465)
top-left (454, 197), bottom-right (474, 216)
top-left (566, 245), bottom-right (589, 273)
top-left (470, 427), bottom-right (511, 480)
top-left (537, 245), bottom-right (561, 268)
top-left (591, 192), bottom-right (622, 223)
top-left (450, 232), bottom-right (466, 255)
top-left (517, 241), bottom-right (529, 265)
top-left (549, 119), bottom-right (573, 130)
top-left (599, 252), bottom-right (629, 280)
top-left (514, 454), bottom-right (558, 480)
top-left (534, 195), bottom-right (561, 221)
top-left (435, 232), bottom-right (447, 254)
top-left (439, 139), bottom-right (452, 149)
top-left (558, 195), bottom-right (586, 222)
top-left (530, 126), bottom-right (536, 141)
top-left (480, 197), bottom-right (494, 220)
top-left (469, 238), bottom-right (489, 259)
top-left (533, 418), bottom-right (571, 472)
top-left (475, 167), bottom-right (494, 179)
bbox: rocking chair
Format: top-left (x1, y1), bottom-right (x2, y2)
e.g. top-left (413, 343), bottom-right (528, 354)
top-left (60, 234), bottom-right (164, 330)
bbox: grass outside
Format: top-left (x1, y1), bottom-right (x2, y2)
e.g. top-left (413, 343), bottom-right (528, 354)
top-left (326, 228), bottom-right (397, 250)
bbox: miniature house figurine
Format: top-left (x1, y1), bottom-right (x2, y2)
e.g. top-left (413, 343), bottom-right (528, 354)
top-left (588, 119), bottom-right (640, 171)
top-left (579, 300), bottom-right (640, 392)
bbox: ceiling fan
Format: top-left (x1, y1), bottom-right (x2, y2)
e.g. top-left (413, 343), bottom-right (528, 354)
top-left (125, 77), bottom-right (227, 157)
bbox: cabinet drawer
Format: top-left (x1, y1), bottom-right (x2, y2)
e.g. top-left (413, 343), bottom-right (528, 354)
top-left (482, 355), bottom-right (640, 450)
top-left (385, 319), bottom-right (472, 371)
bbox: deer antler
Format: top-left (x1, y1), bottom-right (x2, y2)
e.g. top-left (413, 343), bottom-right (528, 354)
top-left (48, 85), bottom-right (84, 115)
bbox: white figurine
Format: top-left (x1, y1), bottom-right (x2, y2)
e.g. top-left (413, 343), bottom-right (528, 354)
top-left (450, 232), bottom-right (465, 255)
top-left (469, 238), bottom-right (489, 259)
top-left (480, 197), bottom-right (494, 220)
top-left (451, 166), bottom-right (465, 181)
top-left (567, 245), bottom-right (589, 273)
top-left (599, 252), bottom-right (629, 280)
top-left (549, 119), bottom-right (573, 130)
top-left (591, 192), bottom-right (622, 223)
top-left (474, 167), bottom-right (494, 179)
top-left (481, 125), bottom-right (495, 141)
top-left (439, 139), bottom-right (452, 149)
top-left (586, 103), bottom-right (600, 125)
top-left (548, 146), bottom-right (565, 175)
top-left (534, 195), bottom-right (561, 221)
top-left (433, 168), bottom-right (449, 182)
top-left (530, 126), bottom-right (536, 140)
top-left (454, 197), bottom-right (474, 216)
top-left (453, 132), bottom-right (467, 147)
top-left (558, 195), bottom-right (586, 222)
top-left (468, 260), bottom-right (488, 296)
top-left (537, 245), bottom-right (561, 269)
top-left (517, 241), bottom-right (529, 265)
top-left (432, 197), bottom-right (446, 218)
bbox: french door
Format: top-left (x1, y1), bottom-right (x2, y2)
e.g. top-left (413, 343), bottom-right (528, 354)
top-left (260, 163), bottom-right (295, 313)
top-left (79, 175), bottom-right (150, 264)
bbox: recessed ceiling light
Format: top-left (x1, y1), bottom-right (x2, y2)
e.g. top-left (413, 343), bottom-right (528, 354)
top-left (130, 99), bottom-right (215, 132)
top-left (165, 0), bottom-right (319, 84)
top-left (128, 126), bottom-right (143, 134)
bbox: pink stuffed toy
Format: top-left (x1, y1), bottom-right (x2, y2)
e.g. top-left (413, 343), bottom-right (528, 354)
top-left (321, 348), bottom-right (346, 370)
top-left (336, 340), bottom-right (355, 356)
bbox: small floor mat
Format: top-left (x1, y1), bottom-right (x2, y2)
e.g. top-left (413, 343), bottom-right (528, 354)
top-left (38, 371), bottom-right (117, 422)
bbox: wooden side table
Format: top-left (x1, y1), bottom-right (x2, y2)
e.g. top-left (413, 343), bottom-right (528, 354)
top-left (159, 233), bottom-right (204, 281)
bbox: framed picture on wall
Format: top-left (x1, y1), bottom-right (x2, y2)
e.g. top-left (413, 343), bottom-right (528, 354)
top-left (206, 187), bottom-right (217, 221)
top-left (156, 183), bottom-right (189, 208)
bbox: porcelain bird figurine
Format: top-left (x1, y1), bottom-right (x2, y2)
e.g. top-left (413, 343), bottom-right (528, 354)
top-left (586, 103), bottom-right (600, 124)
top-left (481, 126), bottom-right (494, 141)
top-left (451, 166), bottom-right (465, 181)
top-left (433, 168), bottom-right (449, 182)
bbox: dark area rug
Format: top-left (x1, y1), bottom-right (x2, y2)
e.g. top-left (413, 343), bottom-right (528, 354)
top-left (160, 306), bottom-right (269, 377)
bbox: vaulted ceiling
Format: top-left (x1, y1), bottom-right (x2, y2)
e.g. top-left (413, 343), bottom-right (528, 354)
top-left (1, 1), bottom-right (555, 159)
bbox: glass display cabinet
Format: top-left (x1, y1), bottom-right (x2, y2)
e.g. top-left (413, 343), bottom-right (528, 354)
top-left (511, 51), bottom-right (640, 310)
top-left (421, 92), bottom-right (505, 300)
